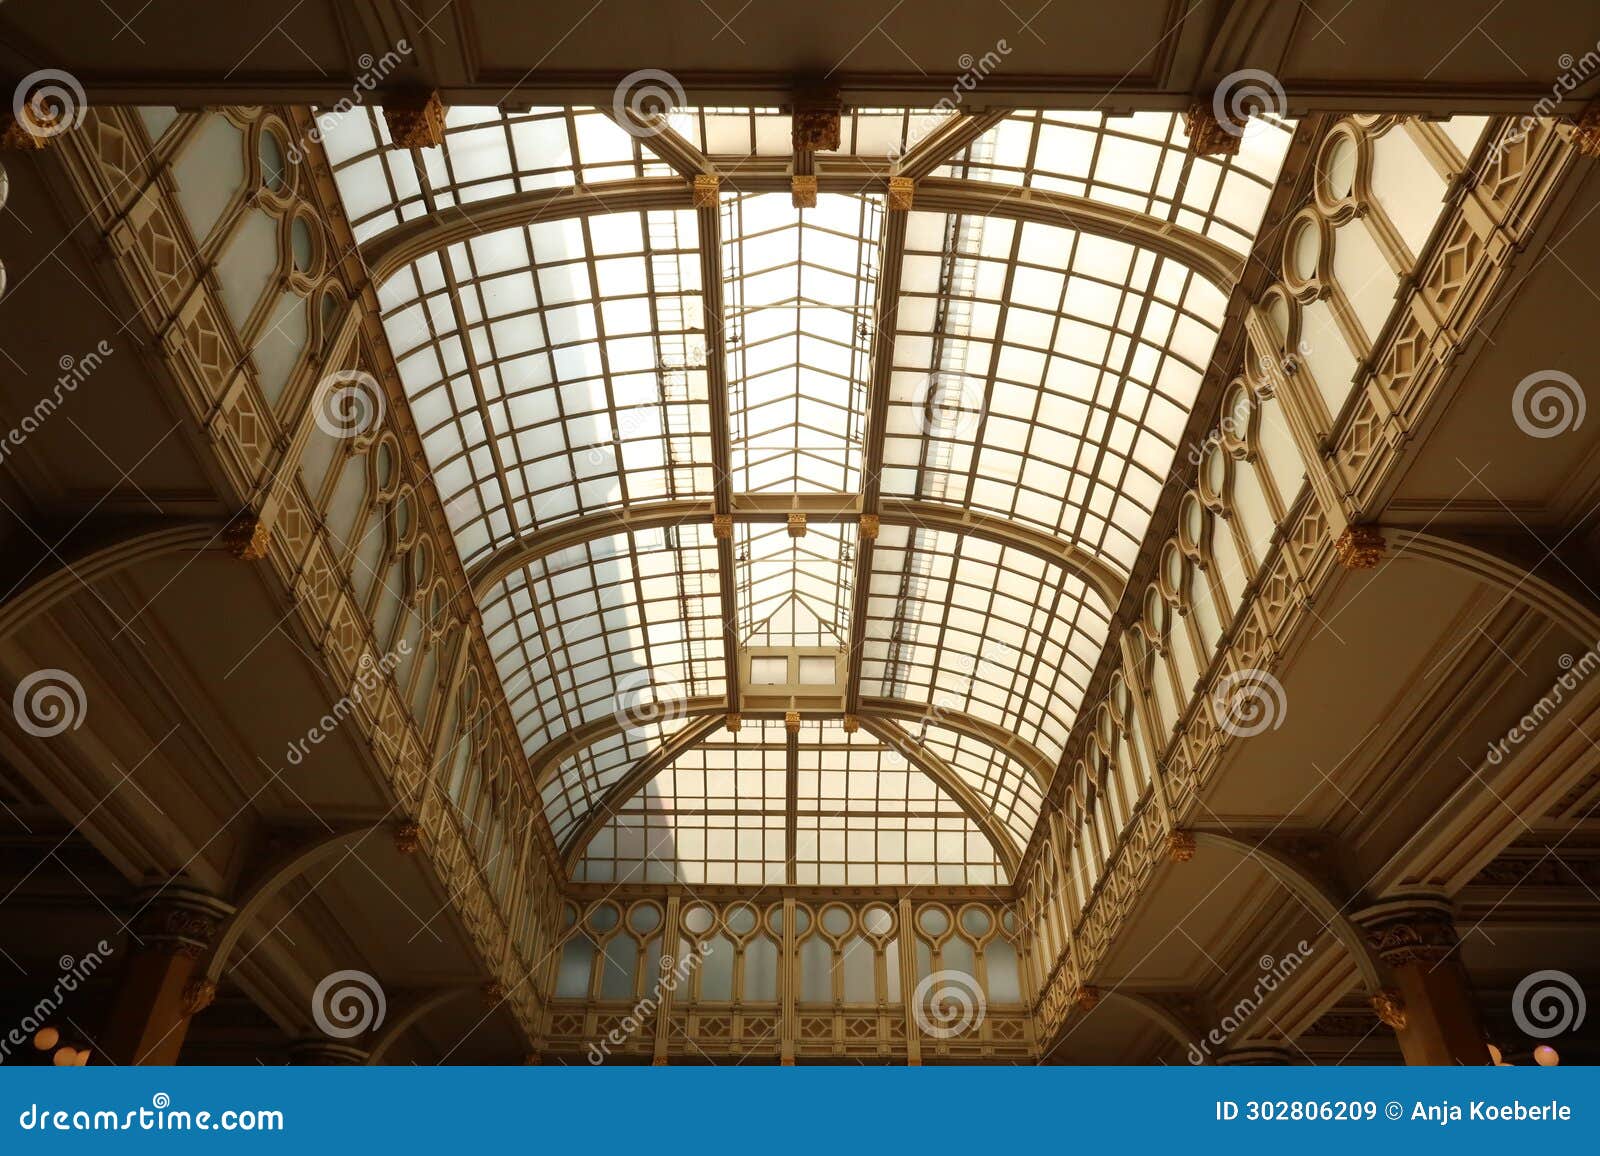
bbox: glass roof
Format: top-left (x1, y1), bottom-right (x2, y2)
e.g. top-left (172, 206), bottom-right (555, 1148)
top-left (722, 192), bottom-right (875, 494)
top-left (574, 720), bottom-right (1008, 886)
top-left (938, 110), bottom-right (1291, 255)
top-left (325, 103), bottom-right (1293, 882)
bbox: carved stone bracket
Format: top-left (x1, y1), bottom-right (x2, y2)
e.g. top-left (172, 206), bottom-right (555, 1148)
top-left (1334, 525), bottom-right (1386, 569)
top-left (183, 977), bottom-right (218, 1015)
top-left (383, 94), bottom-right (446, 149)
top-left (1371, 988), bottom-right (1408, 1030)
top-left (1184, 102), bottom-right (1241, 157)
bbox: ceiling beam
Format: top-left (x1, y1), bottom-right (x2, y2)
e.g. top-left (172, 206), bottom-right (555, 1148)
top-left (695, 180), bottom-right (742, 715)
top-left (602, 106), bottom-right (714, 179)
top-left (360, 174), bottom-right (1242, 288)
top-left (858, 696), bottom-right (1056, 787)
top-left (468, 496), bottom-right (1125, 605)
top-left (844, 206), bottom-right (907, 715)
top-left (893, 108), bottom-right (1012, 180)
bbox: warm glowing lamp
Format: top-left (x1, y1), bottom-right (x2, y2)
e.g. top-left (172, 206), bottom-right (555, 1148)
top-left (1534, 1045), bottom-right (1560, 1067)
top-left (32, 1026), bottom-right (59, 1051)
top-left (52, 1047), bottom-right (77, 1066)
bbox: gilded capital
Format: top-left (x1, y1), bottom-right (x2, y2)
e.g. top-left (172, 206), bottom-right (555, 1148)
top-left (857, 514), bottom-right (880, 540)
top-left (691, 173), bottom-right (721, 209)
top-left (724, 712), bottom-right (741, 732)
top-left (790, 174), bottom-right (818, 209)
top-left (712, 512), bottom-right (734, 539)
top-left (887, 176), bottom-right (914, 211)
top-left (1074, 984), bottom-right (1102, 1012)
top-left (841, 714), bottom-right (860, 733)
top-left (786, 512), bottom-right (807, 538)
top-left (1333, 524), bottom-right (1385, 569)
top-left (1571, 98), bottom-right (1600, 157)
top-left (784, 710), bottom-right (801, 733)
top-left (130, 886), bottom-right (234, 959)
top-left (1166, 829), bottom-right (1197, 863)
top-left (394, 821), bottom-right (422, 855)
top-left (225, 514), bottom-right (271, 561)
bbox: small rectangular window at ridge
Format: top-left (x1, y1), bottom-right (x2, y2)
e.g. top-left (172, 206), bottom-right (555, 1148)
top-left (798, 656), bottom-right (836, 685)
top-left (750, 657), bottom-right (789, 685)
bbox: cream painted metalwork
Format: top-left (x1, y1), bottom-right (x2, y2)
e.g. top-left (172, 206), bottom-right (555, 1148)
top-left (319, 103), bottom-right (1297, 883)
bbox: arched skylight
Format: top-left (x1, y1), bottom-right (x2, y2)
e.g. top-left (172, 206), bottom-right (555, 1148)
top-left (324, 103), bottom-right (1294, 879)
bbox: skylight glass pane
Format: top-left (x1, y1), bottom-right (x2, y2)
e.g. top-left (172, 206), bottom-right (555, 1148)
top-left (862, 525), bottom-right (1110, 766)
top-left (375, 209), bottom-right (712, 568)
top-left (722, 192), bottom-right (876, 494)
top-left (938, 110), bottom-right (1294, 255)
top-left (486, 524), bottom-right (725, 762)
top-left (572, 720), bottom-right (1007, 885)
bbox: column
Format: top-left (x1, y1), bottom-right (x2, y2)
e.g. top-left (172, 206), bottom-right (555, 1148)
top-left (101, 884), bottom-right (234, 1065)
top-left (1356, 897), bottom-right (1490, 1066)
